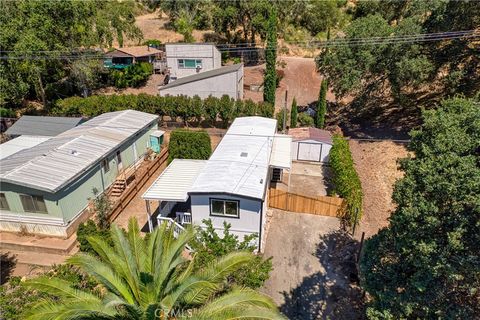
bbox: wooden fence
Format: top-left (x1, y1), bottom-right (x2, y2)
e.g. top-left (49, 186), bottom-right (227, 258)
top-left (268, 188), bottom-right (345, 217)
top-left (108, 148), bottom-right (169, 222)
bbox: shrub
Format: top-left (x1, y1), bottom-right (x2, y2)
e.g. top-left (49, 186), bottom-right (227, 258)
top-left (168, 129), bottom-right (212, 163)
top-left (276, 110), bottom-right (288, 131)
top-left (76, 220), bottom-right (112, 254)
top-left (329, 134), bottom-right (363, 227)
top-left (54, 94), bottom-right (275, 126)
top-left (290, 97), bottom-right (298, 128)
top-left (298, 113), bottom-right (315, 127)
top-left (190, 219), bottom-right (273, 289)
top-left (111, 62), bottom-right (152, 88)
top-left (0, 107), bottom-right (15, 118)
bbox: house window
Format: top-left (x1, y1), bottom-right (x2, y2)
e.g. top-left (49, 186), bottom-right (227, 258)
top-left (178, 59), bottom-right (202, 69)
top-left (20, 194), bottom-right (48, 214)
top-left (210, 199), bottom-right (239, 218)
top-left (102, 158), bottom-right (110, 172)
top-left (0, 193), bottom-right (9, 210)
top-left (116, 150), bottom-right (122, 165)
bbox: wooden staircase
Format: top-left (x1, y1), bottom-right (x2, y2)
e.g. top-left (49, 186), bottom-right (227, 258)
top-left (110, 178), bottom-right (126, 197)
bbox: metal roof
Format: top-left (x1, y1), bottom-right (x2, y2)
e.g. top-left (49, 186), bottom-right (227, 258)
top-left (5, 116), bottom-right (84, 136)
top-left (270, 134), bottom-right (292, 169)
top-left (142, 159), bottom-right (207, 201)
top-left (159, 64), bottom-right (243, 90)
top-left (190, 117), bottom-right (277, 200)
top-left (0, 110), bottom-right (158, 193)
top-left (0, 136), bottom-right (51, 160)
top-left (288, 127), bottom-right (333, 144)
top-left (110, 46), bottom-right (162, 58)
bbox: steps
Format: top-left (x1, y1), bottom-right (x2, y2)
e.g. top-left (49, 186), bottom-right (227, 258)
top-left (110, 179), bottom-right (126, 197)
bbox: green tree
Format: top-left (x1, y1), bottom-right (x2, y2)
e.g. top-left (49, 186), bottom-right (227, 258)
top-left (290, 97), bottom-right (298, 128)
top-left (191, 219), bottom-right (273, 290)
top-left (263, 7), bottom-right (277, 106)
top-left (0, 0), bottom-right (141, 109)
top-left (316, 79), bottom-right (328, 128)
top-left (24, 218), bottom-right (284, 319)
top-left (297, 113), bottom-right (314, 127)
top-left (317, 1), bottom-right (480, 110)
top-left (361, 97), bottom-right (480, 319)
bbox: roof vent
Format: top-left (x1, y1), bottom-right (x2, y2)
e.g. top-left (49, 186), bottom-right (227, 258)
top-left (240, 152), bottom-right (248, 157)
top-left (71, 150), bottom-right (79, 156)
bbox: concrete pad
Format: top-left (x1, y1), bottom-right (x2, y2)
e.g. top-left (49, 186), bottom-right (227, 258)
top-left (261, 209), bottom-right (342, 319)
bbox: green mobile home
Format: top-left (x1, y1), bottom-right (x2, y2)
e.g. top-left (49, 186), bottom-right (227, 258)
top-left (0, 110), bottom-right (159, 237)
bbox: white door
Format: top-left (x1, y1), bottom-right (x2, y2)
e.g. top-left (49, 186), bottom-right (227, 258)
top-left (297, 142), bottom-right (322, 162)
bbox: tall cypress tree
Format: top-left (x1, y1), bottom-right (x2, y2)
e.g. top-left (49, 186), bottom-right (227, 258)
top-left (290, 97), bottom-right (298, 128)
top-left (263, 7), bottom-right (277, 106)
top-left (316, 79), bottom-right (328, 128)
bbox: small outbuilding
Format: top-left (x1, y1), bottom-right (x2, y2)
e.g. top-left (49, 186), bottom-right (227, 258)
top-left (104, 46), bottom-right (164, 70)
top-left (289, 127), bottom-right (333, 163)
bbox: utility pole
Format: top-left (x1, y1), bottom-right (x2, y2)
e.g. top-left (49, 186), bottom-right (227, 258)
top-left (283, 90), bottom-right (288, 133)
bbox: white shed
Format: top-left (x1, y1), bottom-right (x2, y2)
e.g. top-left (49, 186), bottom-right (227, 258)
top-left (289, 127), bottom-right (333, 163)
top-left (165, 43), bottom-right (221, 79)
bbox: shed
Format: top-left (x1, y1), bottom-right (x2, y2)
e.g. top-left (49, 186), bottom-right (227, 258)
top-left (104, 46), bottom-right (163, 69)
top-left (5, 116), bottom-right (84, 137)
top-left (159, 64), bottom-right (244, 100)
top-left (289, 127), bottom-right (333, 163)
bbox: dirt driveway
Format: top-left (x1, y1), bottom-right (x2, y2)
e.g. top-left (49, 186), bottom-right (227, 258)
top-left (262, 210), bottom-right (364, 319)
top-left (275, 161), bottom-right (332, 198)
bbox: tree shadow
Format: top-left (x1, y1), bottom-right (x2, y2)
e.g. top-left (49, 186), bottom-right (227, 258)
top-left (280, 230), bottom-right (365, 320)
top-left (1, 252), bottom-right (17, 284)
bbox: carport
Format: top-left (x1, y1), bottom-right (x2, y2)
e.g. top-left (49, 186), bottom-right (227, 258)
top-left (141, 159), bottom-right (207, 231)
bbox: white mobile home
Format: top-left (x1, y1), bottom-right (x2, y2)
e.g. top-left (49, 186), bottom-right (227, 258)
top-left (159, 64), bottom-right (244, 100)
top-left (165, 43), bottom-right (221, 79)
top-left (142, 117), bottom-right (292, 250)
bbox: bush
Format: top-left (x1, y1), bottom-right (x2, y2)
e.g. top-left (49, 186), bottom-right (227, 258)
top-left (0, 107), bottom-right (15, 118)
top-left (54, 94), bottom-right (275, 126)
top-left (329, 134), bottom-right (363, 227)
top-left (276, 110), bottom-right (288, 131)
top-left (77, 220), bottom-right (112, 254)
top-left (298, 113), bottom-right (315, 127)
top-left (111, 62), bottom-right (152, 88)
top-left (316, 79), bottom-right (328, 128)
top-left (190, 219), bottom-right (273, 289)
top-left (168, 129), bottom-right (212, 163)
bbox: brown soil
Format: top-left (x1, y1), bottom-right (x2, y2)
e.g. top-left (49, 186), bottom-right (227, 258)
top-left (95, 74), bottom-right (165, 96)
top-left (244, 56), bottom-right (329, 113)
top-left (349, 140), bottom-right (409, 238)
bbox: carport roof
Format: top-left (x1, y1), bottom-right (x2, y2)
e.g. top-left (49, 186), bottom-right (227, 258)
top-left (142, 159), bottom-right (207, 202)
top-left (270, 134), bottom-right (292, 169)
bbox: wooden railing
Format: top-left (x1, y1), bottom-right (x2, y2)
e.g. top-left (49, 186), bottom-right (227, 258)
top-left (109, 148), bottom-right (169, 222)
top-left (268, 188), bottom-right (345, 218)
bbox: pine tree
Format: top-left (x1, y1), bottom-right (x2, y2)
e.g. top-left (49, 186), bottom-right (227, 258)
top-left (263, 7), bottom-right (277, 106)
top-left (316, 79), bottom-right (327, 128)
top-left (290, 97), bottom-right (298, 128)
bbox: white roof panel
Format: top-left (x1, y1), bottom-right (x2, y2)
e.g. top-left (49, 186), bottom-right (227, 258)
top-left (0, 110), bottom-right (158, 192)
top-left (0, 136), bottom-right (51, 160)
top-left (142, 159), bottom-right (207, 201)
top-left (190, 117), bottom-right (277, 200)
top-left (270, 134), bottom-right (292, 169)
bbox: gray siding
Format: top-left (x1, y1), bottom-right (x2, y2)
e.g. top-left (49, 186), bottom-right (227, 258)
top-left (159, 70), bottom-right (243, 100)
top-left (190, 193), bottom-right (262, 246)
top-left (166, 44), bottom-right (221, 79)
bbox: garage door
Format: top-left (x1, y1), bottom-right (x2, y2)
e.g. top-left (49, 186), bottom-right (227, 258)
top-left (297, 142), bottom-right (322, 162)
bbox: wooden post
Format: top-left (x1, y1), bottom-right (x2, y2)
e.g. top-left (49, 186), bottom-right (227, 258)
top-left (357, 232), bottom-right (365, 263)
top-left (283, 90), bottom-right (288, 132)
top-left (145, 200), bottom-right (153, 232)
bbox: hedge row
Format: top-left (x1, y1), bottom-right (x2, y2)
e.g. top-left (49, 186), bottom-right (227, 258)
top-left (168, 129), bottom-right (212, 164)
top-left (329, 134), bottom-right (363, 227)
top-left (53, 94), bottom-right (275, 125)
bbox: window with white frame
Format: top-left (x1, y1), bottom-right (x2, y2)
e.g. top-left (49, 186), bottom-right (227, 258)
top-left (20, 194), bottom-right (48, 214)
top-left (210, 199), bottom-right (239, 218)
top-left (178, 59), bottom-right (202, 69)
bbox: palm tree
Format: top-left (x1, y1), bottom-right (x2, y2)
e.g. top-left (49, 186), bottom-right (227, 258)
top-left (24, 218), bottom-right (284, 319)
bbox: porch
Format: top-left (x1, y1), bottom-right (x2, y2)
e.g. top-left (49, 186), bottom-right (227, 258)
top-left (141, 159), bottom-right (208, 232)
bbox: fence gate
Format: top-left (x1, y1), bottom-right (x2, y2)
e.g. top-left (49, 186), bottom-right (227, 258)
top-left (268, 188), bottom-right (345, 217)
